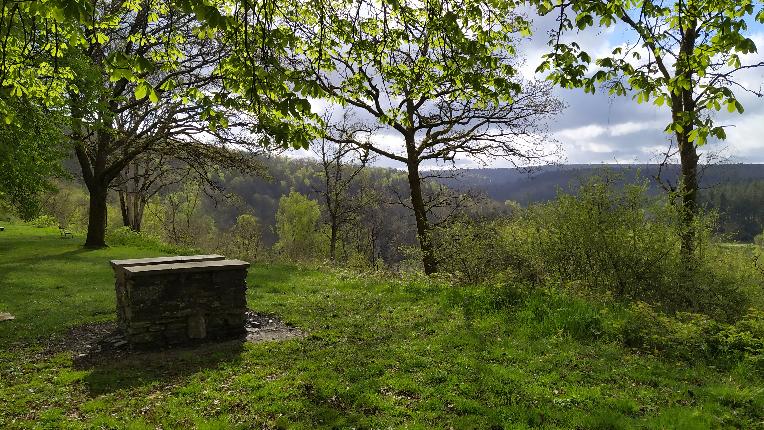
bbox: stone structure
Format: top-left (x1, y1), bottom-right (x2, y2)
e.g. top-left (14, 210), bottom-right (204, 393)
top-left (110, 255), bottom-right (250, 349)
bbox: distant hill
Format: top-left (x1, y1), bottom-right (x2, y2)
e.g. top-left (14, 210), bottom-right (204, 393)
top-left (436, 163), bottom-right (764, 241)
top-left (437, 164), bottom-right (764, 204)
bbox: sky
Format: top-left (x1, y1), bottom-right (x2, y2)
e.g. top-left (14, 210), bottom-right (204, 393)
top-left (288, 10), bottom-right (764, 169)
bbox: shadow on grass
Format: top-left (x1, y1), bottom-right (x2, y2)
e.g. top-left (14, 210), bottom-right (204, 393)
top-left (78, 340), bottom-right (246, 396)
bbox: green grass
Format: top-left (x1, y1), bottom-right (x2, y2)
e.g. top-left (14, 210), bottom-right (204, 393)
top-left (1, 222), bottom-right (763, 429)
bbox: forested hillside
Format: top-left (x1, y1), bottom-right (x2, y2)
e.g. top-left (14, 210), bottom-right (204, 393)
top-left (49, 158), bottom-right (764, 246)
top-left (440, 164), bottom-right (764, 241)
top-left (213, 160), bottom-right (764, 243)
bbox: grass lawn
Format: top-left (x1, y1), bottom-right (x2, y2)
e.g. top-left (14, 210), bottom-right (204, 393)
top-left (1, 223), bottom-right (763, 429)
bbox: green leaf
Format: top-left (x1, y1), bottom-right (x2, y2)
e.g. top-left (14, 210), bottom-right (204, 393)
top-left (134, 83), bottom-right (148, 100)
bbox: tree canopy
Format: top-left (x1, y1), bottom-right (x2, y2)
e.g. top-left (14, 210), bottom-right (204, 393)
top-left (0, 0), bottom-right (314, 145)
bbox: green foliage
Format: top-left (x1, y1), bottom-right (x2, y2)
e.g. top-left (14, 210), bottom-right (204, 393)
top-left (31, 214), bottom-right (58, 228)
top-left (274, 191), bottom-right (324, 262)
top-left (223, 214), bottom-right (266, 262)
top-left (622, 302), bottom-right (764, 372)
top-left (755, 232), bottom-right (764, 248)
top-left (435, 173), bottom-right (756, 321)
top-left (432, 219), bottom-right (515, 285)
top-left (0, 101), bottom-right (65, 219)
top-left (106, 226), bottom-right (198, 255)
top-left (39, 181), bottom-right (90, 230)
top-left (0, 1), bottom-right (315, 145)
top-left (294, 0), bottom-right (530, 112)
top-left (522, 177), bottom-right (751, 320)
top-left (144, 183), bottom-right (219, 250)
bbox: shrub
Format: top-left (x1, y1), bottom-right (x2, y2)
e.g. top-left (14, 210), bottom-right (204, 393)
top-left (106, 226), bottom-right (198, 255)
top-left (520, 176), bottom-right (684, 300)
top-left (431, 219), bottom-right (514, 285)
top-left (755, 232), bottom-right (764, 248)
top-left (432, 172), bottom-right (755, 321)
top-left (622, 302), bottom-right (764, 372)
top-left (31, 214), bottom-right (58, 228)
top-left (511, 174), bottom-right (749, 320)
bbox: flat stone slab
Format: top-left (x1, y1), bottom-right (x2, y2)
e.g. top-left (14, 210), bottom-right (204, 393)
top-left (122, 259), bottom-right (250, 277)
top-left (110, 255), bottom-right (224, 269)
top-left (0, 312), bottom-right (15, 322)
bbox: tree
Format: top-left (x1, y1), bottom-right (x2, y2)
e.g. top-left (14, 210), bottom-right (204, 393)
top-left (113, 143), bottom-right (266, 233)
top-left (310, 115), bottom-right (373, 262)
top-left (226, 213), bottom-right (265, 262)
top-left (534, 0), bottom-right (764, 256)
top-left (0, 1), bottom-right (87, 119)
top-left (1, 1), bottom-right (316, 247)
top-left (65, 1), bottom-right (249, 247)
top-left (149, 180), bottom-right (218, 248)
top-left (291, 0), bottom-right (562, 273)
top-left (274, 191), bottom-right (323, 262)
top-left (0, 100), bottom-right (65, 219)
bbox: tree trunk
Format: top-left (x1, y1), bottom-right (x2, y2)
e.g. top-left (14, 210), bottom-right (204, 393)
top-left (406, 161), bottom-right (437, 274)
top-left (675, 22), bottom-right (700, 259)
top-left (329, 219), bottom-right (338, 261)
top-left (677, 130), bottom-right (699, 256)
top-left (118, 191), bottom-right (146, 232)
top-left (119, 191), bottom-right (130, 228)
top-left (85, 183), bottom-right (108, 248)
top-left (134, 197), bottom-right (145, 232)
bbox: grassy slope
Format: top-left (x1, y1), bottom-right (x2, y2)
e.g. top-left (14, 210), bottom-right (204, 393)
top-left (1, 223), bottom-right (763, 429)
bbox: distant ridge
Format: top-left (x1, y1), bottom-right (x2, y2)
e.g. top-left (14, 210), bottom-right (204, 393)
top-left (438, 164), bottom-right (764, 204)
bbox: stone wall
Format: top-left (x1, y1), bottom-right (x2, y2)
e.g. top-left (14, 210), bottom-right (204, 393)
top-left (110, 256), bottom-right (250, 349)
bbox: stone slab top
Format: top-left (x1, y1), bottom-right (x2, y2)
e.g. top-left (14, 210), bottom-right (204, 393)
top-left (122, 259), bottom-right (250, 277)
top-left (111, 254), bottom-right (225, 269)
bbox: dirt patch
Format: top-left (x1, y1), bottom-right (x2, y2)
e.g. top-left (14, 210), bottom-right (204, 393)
top-left (38, 311), bottom-right (303, 367)
top-left (244, 311), bottom-right (305, 342)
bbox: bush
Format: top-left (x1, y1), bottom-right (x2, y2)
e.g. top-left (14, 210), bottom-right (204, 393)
top-left (433, 173), bottom-right (755, 321)
top-left (520, 176), bottom-right (686, 302)
top-left (431, 219), bottom-right (514, 285)
top-left (622, 302), bottom-right (764, 372)
top-left (106, 226), bottom-right (198, 255)
top-left (755, 232), bottom-right (764, 248)
top-left (31, 214), bottom-right (58, 228)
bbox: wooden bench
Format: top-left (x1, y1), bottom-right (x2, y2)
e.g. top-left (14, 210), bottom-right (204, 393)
top-left (110, 255), bottom-right (250, 349)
